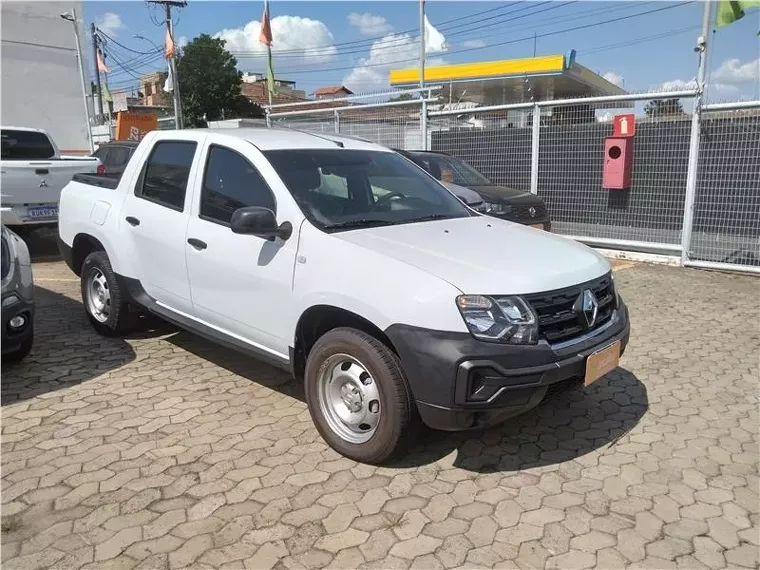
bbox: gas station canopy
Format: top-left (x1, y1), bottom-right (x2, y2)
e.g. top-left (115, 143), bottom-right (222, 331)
top-left (389, 51), bottom-right (629, 107)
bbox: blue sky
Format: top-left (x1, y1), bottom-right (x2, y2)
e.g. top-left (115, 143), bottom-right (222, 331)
top-left (85, 1), bottom-right (759, 100)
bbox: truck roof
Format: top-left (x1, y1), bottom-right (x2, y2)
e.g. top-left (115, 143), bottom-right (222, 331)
top-left (190, 127), bottom-right (392, 152)
top-left (1, 126), bottom-right (48, 133)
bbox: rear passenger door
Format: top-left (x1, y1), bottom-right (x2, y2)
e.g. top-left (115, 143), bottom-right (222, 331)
top-left (120, 137), bottom-right (202, 315)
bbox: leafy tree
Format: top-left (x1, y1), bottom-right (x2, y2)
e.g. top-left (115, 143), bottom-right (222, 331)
top-left (177, 34), bottom-right (241, 127)
top-left (233, 96), bottom-right (267, 119)
top-left (389, 92), bottom-right (416, 102)
top-left (644, 99), bottom-right (685, 117)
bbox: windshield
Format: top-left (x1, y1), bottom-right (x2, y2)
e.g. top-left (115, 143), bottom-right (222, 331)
top-left (263, 149), bottom-right (473, 231)
top-left (411, 153), bottom-right (492, 186)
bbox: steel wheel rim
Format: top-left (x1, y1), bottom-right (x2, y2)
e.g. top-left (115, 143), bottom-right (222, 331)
top-left (86, 268), bottom-right (111, 323)
top-left (317, 353), bottom-right (381, 444)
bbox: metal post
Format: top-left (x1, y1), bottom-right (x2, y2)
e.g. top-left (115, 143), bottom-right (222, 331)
top-left (90, 23), bottom-right (104, 122)
top-left (680, 0), bottom-right (712, 266)
top-left (166, 4), bottom-right (183, 129)
top-left (419, 0), bottom-right (427, 150)
top-left (530, 103), bottom-right (540, 195)
top-left (334, 109), bottom-right (340, 134)
top-left (62, 10), bottom-right (93, 152)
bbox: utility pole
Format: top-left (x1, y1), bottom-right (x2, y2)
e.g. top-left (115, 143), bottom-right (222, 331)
top-left (681, 0), bottom-right (713, 266)
top-left (60, 9), bottom-right (94, 152)
top-left (419, 0), bottom-right (428, 150)
top-left (147, 0), bottom-right (186, 129)
top-left (90, 23), bottom-right (104, 123)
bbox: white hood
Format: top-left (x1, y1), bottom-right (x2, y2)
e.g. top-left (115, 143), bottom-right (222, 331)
top-left (335, 216), bottom-right (610, 295)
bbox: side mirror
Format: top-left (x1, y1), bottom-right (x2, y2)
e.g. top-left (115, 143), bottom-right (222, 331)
top-left (230, 206), bottom-right (292, 241)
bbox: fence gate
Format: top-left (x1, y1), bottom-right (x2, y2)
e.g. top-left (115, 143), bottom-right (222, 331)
top-left (265, 90), bottom-right (760, 274)
top-left (267, 88), bottom-right (433, 150)
top-left (686, 101), bottom-right (760, 273)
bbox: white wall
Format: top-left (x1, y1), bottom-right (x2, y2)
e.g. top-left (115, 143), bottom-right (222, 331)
top-left (1, 1), bottom-right (91, 153)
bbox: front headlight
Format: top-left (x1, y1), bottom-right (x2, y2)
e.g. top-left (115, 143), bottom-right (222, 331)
top-left (456, 295), bottom-right (538, 344)
top-left (485, 202), bottom-right (511, 214)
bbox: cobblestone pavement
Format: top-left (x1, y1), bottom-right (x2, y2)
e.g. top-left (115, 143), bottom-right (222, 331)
top-left (2, 259), bottom-right (758, 570)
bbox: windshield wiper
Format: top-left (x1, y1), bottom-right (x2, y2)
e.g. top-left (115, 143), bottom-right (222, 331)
top-left (325, 219), bottom-right (394, 230)
top-left (404, 213), bottom-right (454, 223)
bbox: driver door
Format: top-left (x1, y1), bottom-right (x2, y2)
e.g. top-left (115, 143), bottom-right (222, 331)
top-left (184, 139), bottom-right (300, 358)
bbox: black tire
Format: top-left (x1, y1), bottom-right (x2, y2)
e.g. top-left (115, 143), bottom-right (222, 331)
top-left (80, 250), bottom-right (134, 336)
top-left (304, 327), bottom-right (420, 464)
top-left (3, 330), bottom-right (33, 363)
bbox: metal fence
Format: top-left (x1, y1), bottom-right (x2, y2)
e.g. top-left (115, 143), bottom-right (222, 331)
top-left (268, 90), bottom-right (760, 274)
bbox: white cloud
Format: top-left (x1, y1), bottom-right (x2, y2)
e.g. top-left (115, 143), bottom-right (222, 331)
top-left (342, 32), bottom-right (446, 94)
top-left (96, 13), bottom-right (124, 37)
top-left (462, 39), bottom-right (486, 49)
top-left (712, 57), bottom-right (760, 83)
top-left (659, 78), bottom-right (698, 91)
top-left (214, 16), bottom-right (337, 67)
top-left (347, 13), bottom-right (392, 36)
top-left (602, 71), bottom-right (624, 88)
top-left (178, 36), bottom-right (188, 49)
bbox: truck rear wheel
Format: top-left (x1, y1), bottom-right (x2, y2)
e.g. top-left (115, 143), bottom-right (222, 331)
top-left (304, 327), bottom-right (419, 464)
top-left (80, 251), bottom-right (134, 336)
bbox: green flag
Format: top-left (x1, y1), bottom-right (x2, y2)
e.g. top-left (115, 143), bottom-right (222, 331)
top-left (101, 83), bottom-right (112, 104)
top-left (259, 1), bottom-right (278, 98)
top-left (716, 0), bottom-right (760, 33)
top-left (266, 49), bottom-right (278, 97)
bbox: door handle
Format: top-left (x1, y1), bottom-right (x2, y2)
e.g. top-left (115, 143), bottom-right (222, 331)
top-left (125, 216), bottom-right (140, 226)
top-left (187, 238), bottom-right (207, 250)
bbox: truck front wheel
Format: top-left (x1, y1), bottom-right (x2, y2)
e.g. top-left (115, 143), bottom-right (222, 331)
top-left (80, 251), bottom-right (134, 336)
top-left (304, 327), bottom-right (420, 464)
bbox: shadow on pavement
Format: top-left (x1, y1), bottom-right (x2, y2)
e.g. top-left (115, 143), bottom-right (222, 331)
top-left (14, 226), bottom-right (61, 262)
top-left (394, 367), bottom-right (648, 472)
top-left (1, 286), bottom-right (137, 405)
top-left (164, 331), bottom-right (647, 473)
top-left (167, 331), bottom-right (307, 403)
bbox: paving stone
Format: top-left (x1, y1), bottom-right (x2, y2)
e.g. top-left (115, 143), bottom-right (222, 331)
top-left (569, 530), bottom-right (617, 553)
top-left (546, 549), bottom-right (596, 570)
top-left (169, 533), bottom-right (214, 569)
top-left (389, 535), bottom-right (442, 559)
top-left (95, 527), bottom-right (142, 561)
top-left (3, 262), bottom-right (758, 570)
top-left (323, 504), bottom-right (360, 534)
top-left (315, 529), bottom-right (370, 553)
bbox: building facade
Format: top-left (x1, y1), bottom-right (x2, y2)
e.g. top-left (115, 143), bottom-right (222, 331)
top-left (1, 1), bottom-right (91, 153)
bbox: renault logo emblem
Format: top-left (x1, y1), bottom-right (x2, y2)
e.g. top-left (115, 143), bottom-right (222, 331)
top-left (573, 289), bottom-right (599, 329)
top-left (529, 206), bottom-right (536, 218)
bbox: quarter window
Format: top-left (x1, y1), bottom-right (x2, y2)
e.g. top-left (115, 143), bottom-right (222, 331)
top-left (200, 145), bottom-right (276, 225)
top-left (136, 141), bottom-right (197, 211)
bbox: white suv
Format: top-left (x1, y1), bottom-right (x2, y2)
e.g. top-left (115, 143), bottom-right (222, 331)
top-left (58, 128), bottom-right (630, 464)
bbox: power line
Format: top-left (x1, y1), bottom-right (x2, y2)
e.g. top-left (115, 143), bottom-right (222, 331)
top-left (230, 1), bottom-right (697, 77)
top-left (102, 2), bottom-right (696, 90)
top-left (221, 2), bottom-right (572, 60)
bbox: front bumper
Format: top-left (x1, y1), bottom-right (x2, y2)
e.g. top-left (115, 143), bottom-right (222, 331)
top-left (2, 295), bottom-right (34, 355)
top-left (385, 298), bottom-right (630, 431)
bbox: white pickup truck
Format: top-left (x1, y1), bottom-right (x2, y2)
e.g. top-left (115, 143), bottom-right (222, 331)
top-left (1, 127), bottom-right (99, 231)
top-left (58, 128), bottom-right (630, 463)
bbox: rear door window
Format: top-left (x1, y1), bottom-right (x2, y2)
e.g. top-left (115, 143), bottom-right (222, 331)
top-left (136, 141), bottom-right (197, 211)
top-left (1, 129), bottom-right (56, 160)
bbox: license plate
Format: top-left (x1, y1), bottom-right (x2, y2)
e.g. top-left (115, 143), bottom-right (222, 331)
top-left (584, 340), bottom-right (621, 386)
top-left (530, 223), bottom-right (544, 230)
top-left (27, 206), bottom-right (58, 220)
